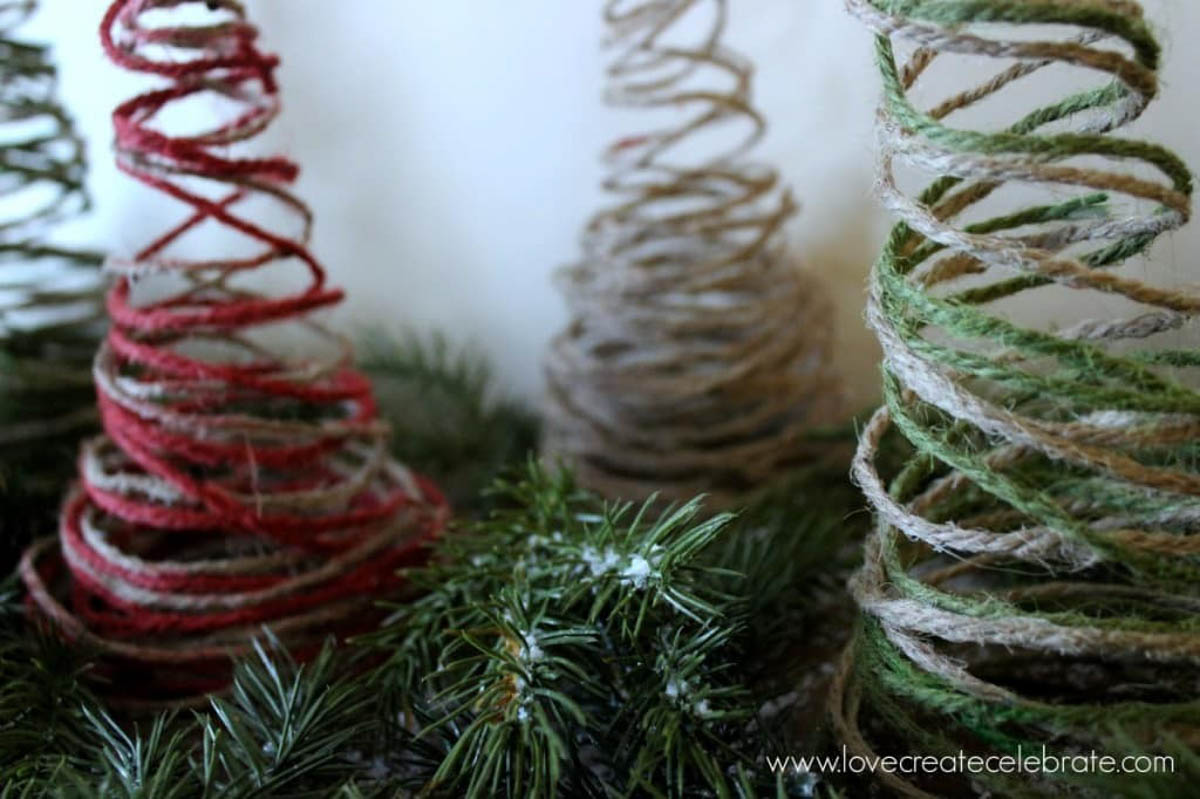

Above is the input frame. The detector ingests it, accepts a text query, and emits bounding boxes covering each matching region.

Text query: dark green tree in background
[0,0,103,568]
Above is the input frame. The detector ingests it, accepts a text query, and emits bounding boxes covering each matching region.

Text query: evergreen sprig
[358,330,540,513]
[0,635,386,799]
[0,583,99,796]
[362,463,856,798]
[193,639,373,798]
[82,708,192,799]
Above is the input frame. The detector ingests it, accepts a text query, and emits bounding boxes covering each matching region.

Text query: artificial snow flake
[523,632,544,662]
[621,554,653,588]
[581,545,620,576]
[580,546,659,589]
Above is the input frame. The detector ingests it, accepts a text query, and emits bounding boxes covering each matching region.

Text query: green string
[844,0,1200,793]
[0,2,102,567]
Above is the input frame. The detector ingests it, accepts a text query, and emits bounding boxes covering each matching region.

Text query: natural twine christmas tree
[0,0,103,560]
[19,0,447,707]
[835,0,1200,796]
[544,0,841,507]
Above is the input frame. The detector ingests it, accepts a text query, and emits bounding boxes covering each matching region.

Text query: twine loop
[545,0,841,505]
[20,0,447,704]
[835,1,1200,794]
[0,0,103,450]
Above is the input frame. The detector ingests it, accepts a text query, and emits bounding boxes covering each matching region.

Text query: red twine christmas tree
[19,0,447,704]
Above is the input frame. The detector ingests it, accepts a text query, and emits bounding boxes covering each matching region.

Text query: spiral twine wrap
[544,0,840,507]
[835,0,1199,795]
[19,0,447,705]
[0,0,102,454]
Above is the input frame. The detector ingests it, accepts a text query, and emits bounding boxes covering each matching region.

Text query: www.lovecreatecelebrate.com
[765,746,1176,778]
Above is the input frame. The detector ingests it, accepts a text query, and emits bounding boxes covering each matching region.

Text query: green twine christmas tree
[0,0,102,566]
[837,1,1200,796]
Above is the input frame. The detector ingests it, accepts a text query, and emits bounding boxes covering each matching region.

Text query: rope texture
[835,1,1199,795]
[0,0,102,452]
[544,0,841,507]
[19,0,447,705]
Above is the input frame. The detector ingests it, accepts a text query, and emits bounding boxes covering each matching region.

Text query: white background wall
[24,1,1200,410]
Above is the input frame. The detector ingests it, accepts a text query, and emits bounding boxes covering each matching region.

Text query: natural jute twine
[0,0,103,452]
[544,0,841,507]
[835,1,1199,795]
[19,0,447,706]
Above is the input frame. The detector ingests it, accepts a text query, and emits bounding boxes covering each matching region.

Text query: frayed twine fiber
[834,1,1200,796]
[0,0,104,451]
[18,0,447,707]
[543,0,842,508]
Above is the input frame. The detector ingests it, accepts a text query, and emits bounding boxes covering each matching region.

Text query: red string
[21,0,448,704]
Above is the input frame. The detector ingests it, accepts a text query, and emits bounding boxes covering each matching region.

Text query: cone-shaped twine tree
[836,0,1199,795]
[0,0,103,560]
[544,0,842,507]
[19,0,447,706]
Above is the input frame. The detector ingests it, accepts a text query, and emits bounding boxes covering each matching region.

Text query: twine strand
[0,0,103,451]
[838,0,1200,794]
[20,0,447,705]
[544,0,841,506]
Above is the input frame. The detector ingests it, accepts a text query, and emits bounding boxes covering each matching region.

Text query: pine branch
[362,462,856,797]
[5,635,383,798]
[707,466,863,687]
[191,638,375,798]
[0,592,107,799]
[358,329,539,513]
[83,709,191,799]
